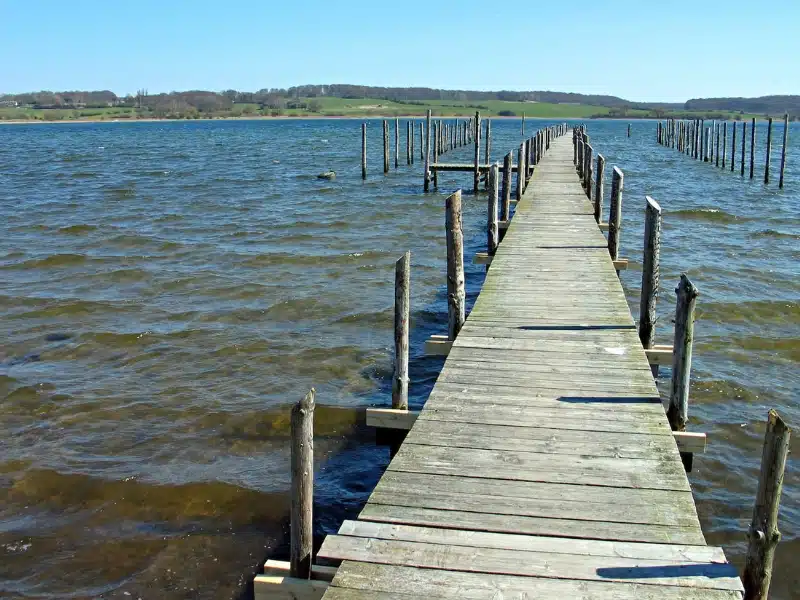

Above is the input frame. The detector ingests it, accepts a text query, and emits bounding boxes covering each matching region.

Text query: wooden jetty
[308,133,744,599]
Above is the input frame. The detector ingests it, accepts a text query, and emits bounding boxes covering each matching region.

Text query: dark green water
[0,119,797,598]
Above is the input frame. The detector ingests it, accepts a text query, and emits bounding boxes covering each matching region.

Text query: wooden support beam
[474,252,493,265]
[645,345,673,365]
[598,222,609,231]
[499,220,510,230]
[673,431,707,454]
[612,258,628,271]
[366,408,420,430]
[254,575,328,600]
[263,560,337,582]
[424,334,452,356]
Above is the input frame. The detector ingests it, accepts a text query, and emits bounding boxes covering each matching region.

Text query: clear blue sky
[1,0,796,102]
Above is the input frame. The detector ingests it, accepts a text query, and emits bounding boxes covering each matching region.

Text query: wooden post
[573,129,578,164]
[410,120,415,165]
[419,122,424,161]
[501,152,512,221]
[423,110,431,191]
[584,145,594,200]
[521,113,525,135]
[779,114,789,189]
[722,122,727,169]
[577,138,584,179]
[639,197,662,377]
[743,410,791,600]
[742,120,748,176]
[764,117,773,184]
[667,274,698,438]
[488,163,499,255]
[392,252,410,410]
[473,111,481,193]
[406,121,411,165]
[361,123,367,179]
[608,167,624,262]
[627,123,631,138]
[432,122,439,188]
[394,118,399,169]
[715,122,720,167]
[516,144,524,201]
[485,119,491,166]
[290,388,315,580]
[445,190,465,341]
[383,120,389,173]
[594,154,605,224]
[750,117,757,179]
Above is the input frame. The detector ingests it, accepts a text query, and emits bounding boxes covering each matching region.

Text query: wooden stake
[501,152,512,222]
[521,113,525,135]
[639,197,662,377]
[750,117,757,179]
[715,122,720,167]
[383,120,389,174]
[667,274,698,433]
[722,122,727,169]
[594,154,605,224]
[584,145,594,200]
[779,114,789,189]
[290,389,315,579]
[764,117,773,184]
[432,122,439,188]
[411,120,415,165]
[361,123,367,179]
[743,410,791,600]
[487,163,499,255]
[392,252,410,410]
[516,144,524,201]
[395,118,399,169]
[406,121,411,165]
[742,120,748,176]
[731,122,737,172]
[423,110,431,192]
[627,123,631,137]
[445,190,465,341]
[608,167,624,262]
[473,111,481,193]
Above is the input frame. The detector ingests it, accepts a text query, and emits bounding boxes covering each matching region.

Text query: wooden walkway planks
[318,134,743,598]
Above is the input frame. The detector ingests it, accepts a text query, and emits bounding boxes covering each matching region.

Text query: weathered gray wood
[432,122,439,188]
[521,112,525,135]
[394,118,399,169]
[722,122,727,168]
[714,121,719,166]
[423,111,431,191]
[290,388,315,579]
[779,113,789,188]
[361,123,367,179]
[445,190,464,340]
[594,153,605,223]
[764,117,772,184]
[473,111,481,192]
[608,166,624,261]
[516,144,524,200]
[668,275,698,432]
[484,119,491,169]
[742,120,747,176]
[406,121,410,165]
[584,144,593,199]
[743,410,791,600]
[392,252,410,410]
[731,122,737,172]
[487,163,499,255]
[750,117,756,179]
[639,197,662,378]
[501,152,512,221]
[383,120,389,174]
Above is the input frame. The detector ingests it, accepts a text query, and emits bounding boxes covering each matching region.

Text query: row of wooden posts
[361,114,477,179]
[272,123,791,600]
[574,125,791,600]
[656,116,790,188]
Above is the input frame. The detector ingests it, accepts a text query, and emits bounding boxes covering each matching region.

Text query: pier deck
[317,136,744,598]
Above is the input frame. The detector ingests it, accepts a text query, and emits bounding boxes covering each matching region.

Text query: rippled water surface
[1,119,798,599]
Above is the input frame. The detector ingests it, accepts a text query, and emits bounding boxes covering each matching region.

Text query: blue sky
[0,0,796,102]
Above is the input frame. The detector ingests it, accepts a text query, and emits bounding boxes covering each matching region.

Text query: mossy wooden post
[742,120,748,176]
[432,122,439,188]
[290,388,315,580]
[722,122,727,169]
[423,110,431,192]
[383,120,390,173]
[501,152,512,222]
[608,167,624,263]
[516,144,524,201]
[488,163,499,256]
[750,117,757,179]
[764,117,773,184]
[668,274,699,471]
[473,111,481,193]
[639,197,662,378]
[445,190,465,341]
[594,154,605,224]
[584,145,593,200]
[743,410,791,600]
[361,123,367,179]
[779,114,789,189]
[392,252,410,411]
[394,118,400,169]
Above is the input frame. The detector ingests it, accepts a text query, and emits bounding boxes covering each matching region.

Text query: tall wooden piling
[639,197,662,377]
[419,122,424,161]
[501,152,512,221]
[722,122,727,169]
[608,167,624,262]
[383,120,390,173]
[521,113,525,135]
[667,274,698,433]
[394,118,400,169]
[361,123,367,179]
[485,119,492,166]
[715,122,720,167]
[627,123,631,137]
[584,145,594,200]
[743,410,791,600]
[445,190,465,340]
[423,110,432,192]
[432,122,439,188]
[764,117,773,184]
[750,117,757,179]
[406,121,411,165]
[594,154,605,224]
[392,253,410,410]
[473,111,481,193]
[779,114,789,189]
[488,163,499,255]
[516,144,524,201]
[731,122,737,172]
[742,121,748,176]
[290,388,315,579]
